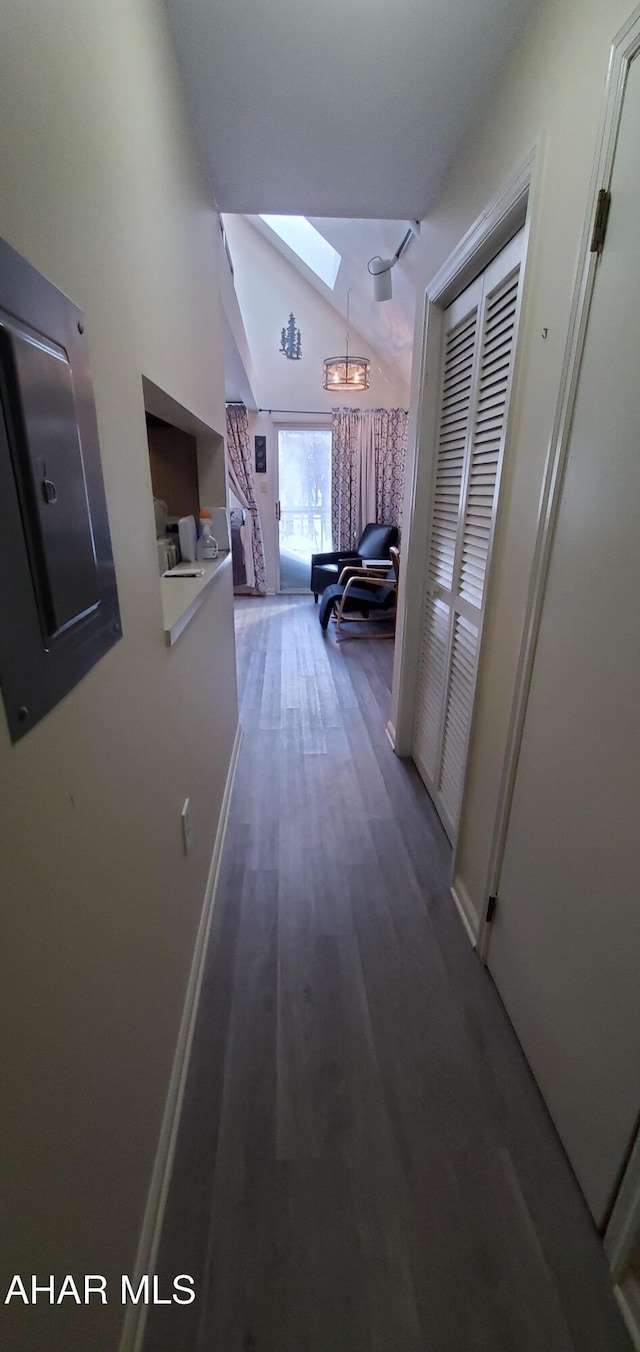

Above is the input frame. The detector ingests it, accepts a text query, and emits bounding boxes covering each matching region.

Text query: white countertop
[160,552,231,646]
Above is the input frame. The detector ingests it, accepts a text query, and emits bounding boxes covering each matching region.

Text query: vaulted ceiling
[166,0,536,389]
[165,0,535,221]
[235,213,421,388]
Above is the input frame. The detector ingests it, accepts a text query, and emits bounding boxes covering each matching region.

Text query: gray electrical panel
[0,238,121,742]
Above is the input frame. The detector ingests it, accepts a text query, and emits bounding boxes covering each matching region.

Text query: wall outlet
[181,798,193,856]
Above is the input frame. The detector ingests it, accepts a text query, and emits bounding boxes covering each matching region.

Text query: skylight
[259,216,341,289]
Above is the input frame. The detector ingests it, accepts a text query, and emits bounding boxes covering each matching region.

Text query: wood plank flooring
[144,596,629,1352]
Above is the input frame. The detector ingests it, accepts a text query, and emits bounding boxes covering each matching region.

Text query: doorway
[276,426,332,592]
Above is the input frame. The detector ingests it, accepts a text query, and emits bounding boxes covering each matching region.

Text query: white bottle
[197,512,218,561]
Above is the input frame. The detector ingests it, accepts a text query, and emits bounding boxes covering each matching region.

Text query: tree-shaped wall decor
[280,313,302,360]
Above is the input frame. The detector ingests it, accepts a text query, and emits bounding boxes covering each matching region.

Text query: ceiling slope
[166,0,536,220]
[222,214,411,410]
[234,214,418,385]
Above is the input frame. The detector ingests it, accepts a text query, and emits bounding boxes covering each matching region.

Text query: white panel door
[488,54,640,1226]
[413,232,523,839]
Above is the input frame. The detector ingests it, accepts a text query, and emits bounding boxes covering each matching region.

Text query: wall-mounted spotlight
[368,221,421,302]
[369,256,394,302]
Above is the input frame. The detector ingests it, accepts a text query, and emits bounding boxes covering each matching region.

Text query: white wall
[223,214,411,412]
[220,232,260,405]
[392,0,633,927]
[0,2,237,1347]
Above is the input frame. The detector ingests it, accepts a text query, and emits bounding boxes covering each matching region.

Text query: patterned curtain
[331,408,361,550]
[331,407,408,548]
[225,405,267,595]
[372,408,408,529]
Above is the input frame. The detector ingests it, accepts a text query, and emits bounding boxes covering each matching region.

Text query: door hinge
[590,188,611,256]
[485,894,498,924]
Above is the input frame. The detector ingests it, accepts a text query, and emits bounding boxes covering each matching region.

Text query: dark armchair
[310,522,399,601]
[319,547,400,639]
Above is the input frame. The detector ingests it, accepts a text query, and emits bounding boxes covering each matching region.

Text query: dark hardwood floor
[145,595,629,1352]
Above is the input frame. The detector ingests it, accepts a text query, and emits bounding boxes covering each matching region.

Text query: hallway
[145,596,628,1352]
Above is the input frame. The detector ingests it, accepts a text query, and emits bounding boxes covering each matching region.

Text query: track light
[368,221,420,302]
[369,257,393,302]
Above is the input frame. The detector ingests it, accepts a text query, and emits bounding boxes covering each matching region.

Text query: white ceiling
[235,214,419,386]
[165,0,535,220]
[309,217,422,381]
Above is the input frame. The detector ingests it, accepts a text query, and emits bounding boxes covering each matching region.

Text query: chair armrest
[334,552,362,578]
[338,564,386,584]
[311,549,359,567]
[341,576,397,601]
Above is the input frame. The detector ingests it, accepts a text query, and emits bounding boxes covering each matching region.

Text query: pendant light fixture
[322,289,370,392]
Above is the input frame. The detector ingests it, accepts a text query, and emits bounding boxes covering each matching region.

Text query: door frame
[606,1120,640,1347]
[274,420,332,593]
[391,147,537,939]
[476,4,640,963]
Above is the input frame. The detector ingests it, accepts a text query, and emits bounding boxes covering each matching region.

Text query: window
[277,427,332,591]
[259,216,341,289]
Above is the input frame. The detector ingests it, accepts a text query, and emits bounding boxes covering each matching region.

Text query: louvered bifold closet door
[413,230,523,840]
[460,263,521,610]
[413,277,482,789]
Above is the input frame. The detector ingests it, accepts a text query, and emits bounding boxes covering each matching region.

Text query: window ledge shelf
[160,552,231,647]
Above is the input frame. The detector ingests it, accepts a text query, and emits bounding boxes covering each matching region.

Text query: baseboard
[118,721,243,1352]
[385,719,397,751]
[450,876,480,949]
